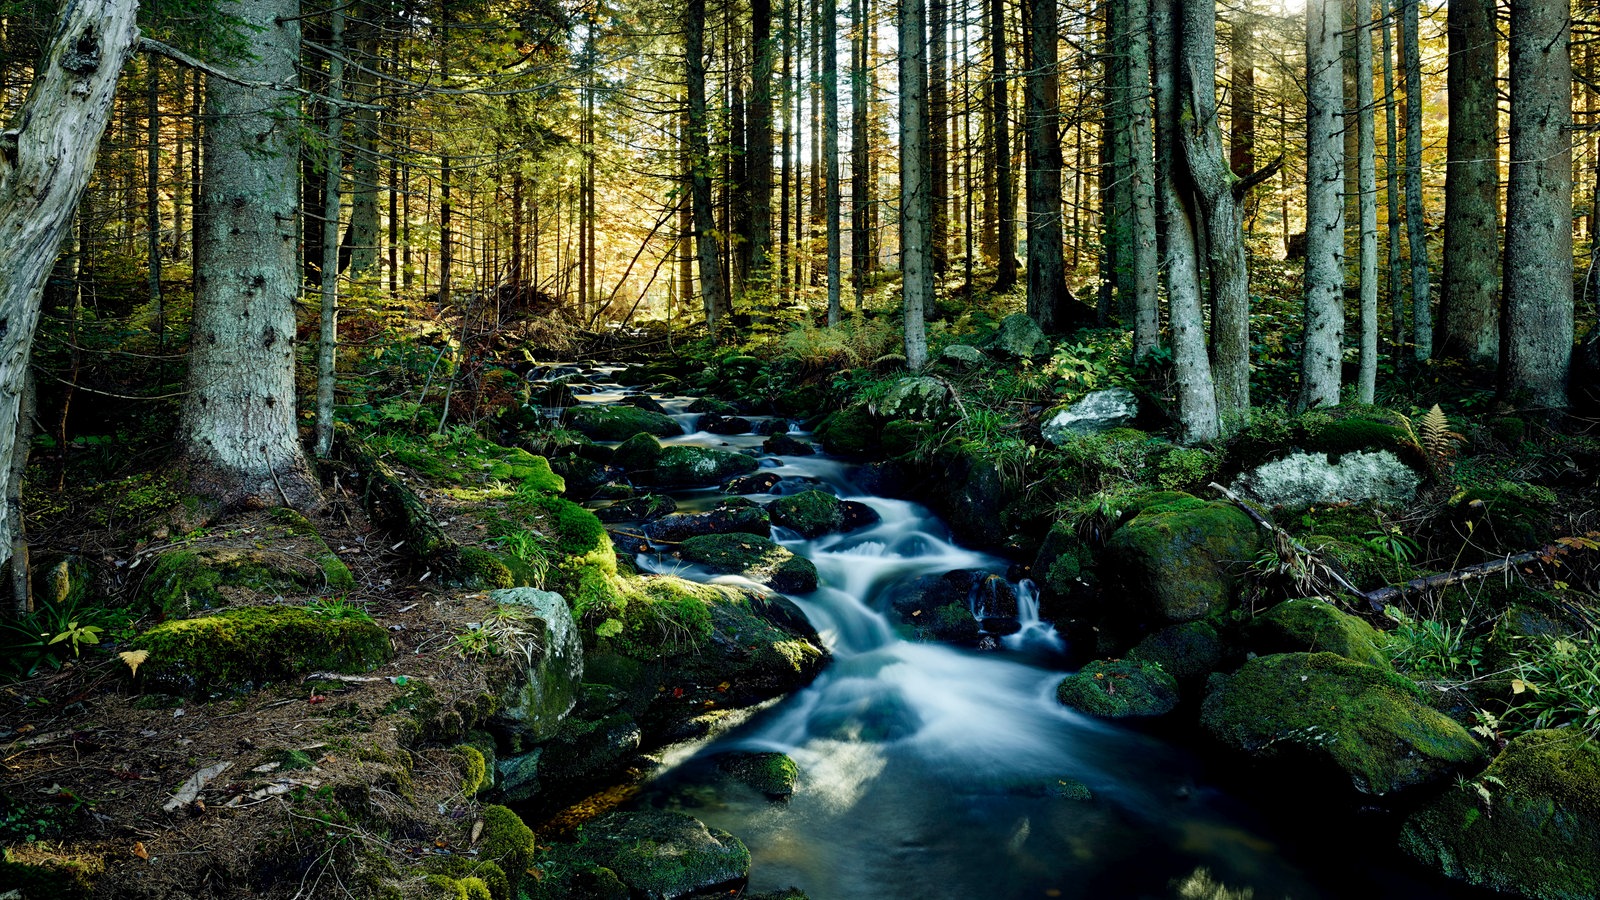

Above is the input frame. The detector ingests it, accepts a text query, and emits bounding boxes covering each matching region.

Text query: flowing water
[569,375,1476,900]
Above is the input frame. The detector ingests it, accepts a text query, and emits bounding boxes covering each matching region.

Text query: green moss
[573,811,751,899]
[1246,599,1391,668]
[456,744,488,795]
[442,548,517,590]
[133,605,393,694]
[1402,730,1600,900]
[612,432,664,471]
[566,405,684,441]
[767,490,842,538]
[1201,652,1486,795]
[478,805,536,895]
[604,575,720,658]
[1456,481,1557,553]
[1104,501,1260,624]
[1154,446,1222,491]
[426,857,511,900]
[650,445,759,487]
[1128,621,1223,682]
[678,533,819,593]
[136,541,348,617]
[1056,659,1180,719]
[719,751,801,797]
[815,405,879,457]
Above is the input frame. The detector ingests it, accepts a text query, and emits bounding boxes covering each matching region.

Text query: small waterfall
[1002,578,1065,653]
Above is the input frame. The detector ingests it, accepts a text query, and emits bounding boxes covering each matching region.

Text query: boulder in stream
[593,494,677,524]
[723,472,783,494]
[698,414,754,435]
[1200,652,1486,796]
[1103,496,1260,624]
[762,432,815,456]
[652,445,760,487]
[622,393,670,415]
[1244,598,1391,668]
[563,810,751,900]
[717,751,801,798]
[677,533,819,593]
[766,490,880,538]
[1056,659,1180,719]
[566,404,684,441]
[645,505,772,543]
[1400,729,1600,900]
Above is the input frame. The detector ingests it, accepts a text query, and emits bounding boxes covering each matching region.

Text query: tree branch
[1233,154,1284,199]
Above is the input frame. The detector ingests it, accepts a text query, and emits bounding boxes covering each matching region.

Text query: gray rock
[938,343,988,369]
[580,810,751,900]
[871,376,954,422]
[495,747,542,803]
[1232,449,1423,508]
[993,313,1050,359]
[1041,388,1140,444]
[489,588,583,743]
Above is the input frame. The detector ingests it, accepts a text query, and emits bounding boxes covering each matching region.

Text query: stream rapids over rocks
[552,369,1481,900]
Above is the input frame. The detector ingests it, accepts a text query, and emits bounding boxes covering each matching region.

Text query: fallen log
[1357,550,1549,611]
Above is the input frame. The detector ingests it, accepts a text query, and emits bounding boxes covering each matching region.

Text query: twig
[1207,482,1371,601]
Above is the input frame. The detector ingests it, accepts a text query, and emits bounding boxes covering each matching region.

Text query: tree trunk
[1123,0,1159,356]
[1439,0,1499,367]
[1380,0,1406,366]
[687,0,729,336]
[315,7,346,460]
[1355,0,1379,404]
[852,0,873,308]
[145,53,163,351]
[1500,0,1573,411]
[1228,3,1254,178]
[824,0,843,325]
[344,14,380,280]
[182,0,320,508]
[1400,0,1430,361]
[1178,0,1253,433]
[752,0,776,287]
[1298,0,1345,411]
[901,0,933,368]
[930,0,949,274]
[1152,0,1218,444]
[990,0,1017,292]
[7,371,34,615]
[1025,0,1070,331]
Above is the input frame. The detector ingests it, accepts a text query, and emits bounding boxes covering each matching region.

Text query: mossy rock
[870,376,955,422]
[1031,522,1094,603]
[426,857,511,900]
[439,547,524,590]
[687,397,739,416]
[678,533,818,593]
[136,546,346,617]
[1128,621,1223,683]
[476,805,536,896]
[1400,729,1600,900]
[1103,501,1260,625]
[576,810,751,899]
[644,506,772,543]
[133,605,393,694]
[1200,652,1486,795]
[566,404,684,441]
[645,445,760,488]
[1305,535,1401,592]
[1056,659,1180,719]
[0,860,91,899]
[762,432,815,456]
[1245,598,1391,668]
[595,494,677,524]
[718,751,800,798]
[612,432,664,471]
[766,490,879,538]
[815,405,879,457]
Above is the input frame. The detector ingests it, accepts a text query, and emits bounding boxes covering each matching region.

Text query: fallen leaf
[471,819,484,844]
[132,842,148,860]
[120,650,149,679]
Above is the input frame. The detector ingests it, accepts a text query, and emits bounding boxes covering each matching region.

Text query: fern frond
[1418,404,1465,461]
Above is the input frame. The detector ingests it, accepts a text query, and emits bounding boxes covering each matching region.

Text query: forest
[1,0,1599,897]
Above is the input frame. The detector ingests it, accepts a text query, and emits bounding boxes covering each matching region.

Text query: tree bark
[989,0,1018,292]
[824,0,843,325]
[930,0,949,274]
[1025,0,1070,331]
[1152,0,1218,443]
[1298,0,1345,411]
[1178,0,1252,433]
[1500,0,1573,411]
[182,0,320,508]
[687,0,729,336]
[1355,0,1379,404]
[1400,0,1430,361]
[1380,0,1406,367]
[1115,0,1159,356]
[752,0,776,287]
[852,0,873,308]
[315,6,346,460]
[1439,0,1500,367]
[1228,3,1254,178]
[901,0,933,368]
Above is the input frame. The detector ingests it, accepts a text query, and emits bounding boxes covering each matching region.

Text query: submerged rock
[1232,449,1423,508]
[573,810,751,900]
[1103,497,1260,624]
[1244,598,1391,668]
[723,472,784,494]
[1200,652,1485,796]
[1401,729,1600,900]
[644,505,772,543]
[566,404,684,441]
[677,533,819,593]
[1040,388,1140,445]
[1056,659,1180,719]
[717,751,800,798]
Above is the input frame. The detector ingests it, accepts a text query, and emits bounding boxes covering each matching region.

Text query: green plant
[0,598,126,677]
[452,626,496,659]
[1383,608,1485,682]
[304,597,373,623]
[1500,634,1600,739]
[1362,526,1421,579]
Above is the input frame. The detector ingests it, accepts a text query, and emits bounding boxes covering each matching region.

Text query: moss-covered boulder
[488,588,584,744]
[133,605,392,693]
[718,751,800,798]
[611,432,664,471]
[644,505,771,543]
[870,376,955,422]
[766,490,879,538]
[937,343,988,369]
[1040,388,1140,445]
[1128,621,1223,683]
[814,405,878,457]
[1200,652,1486,795]
[566,404,684,441]
[991,312,1050,359]
[878,570,986,645]
[477,805,537,897]
[1056,659,1180,719]
[1103,499,1260,624]
[686,397,740,415]
[762,432,815,456]
[1400,729,1600,900]
[137,544,355,618]
[594,493,677,524]
[555,811,751,900]
[1030,522,1094,606]
[678,533,818,593]
[648,445,760,487]
[1245,598,1390,668]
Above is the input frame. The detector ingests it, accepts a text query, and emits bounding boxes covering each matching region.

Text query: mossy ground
[134,605,394,693]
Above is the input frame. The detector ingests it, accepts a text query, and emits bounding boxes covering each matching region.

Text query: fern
[1400,404,1464,475]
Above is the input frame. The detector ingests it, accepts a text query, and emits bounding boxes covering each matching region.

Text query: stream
[569,374,1479,900]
